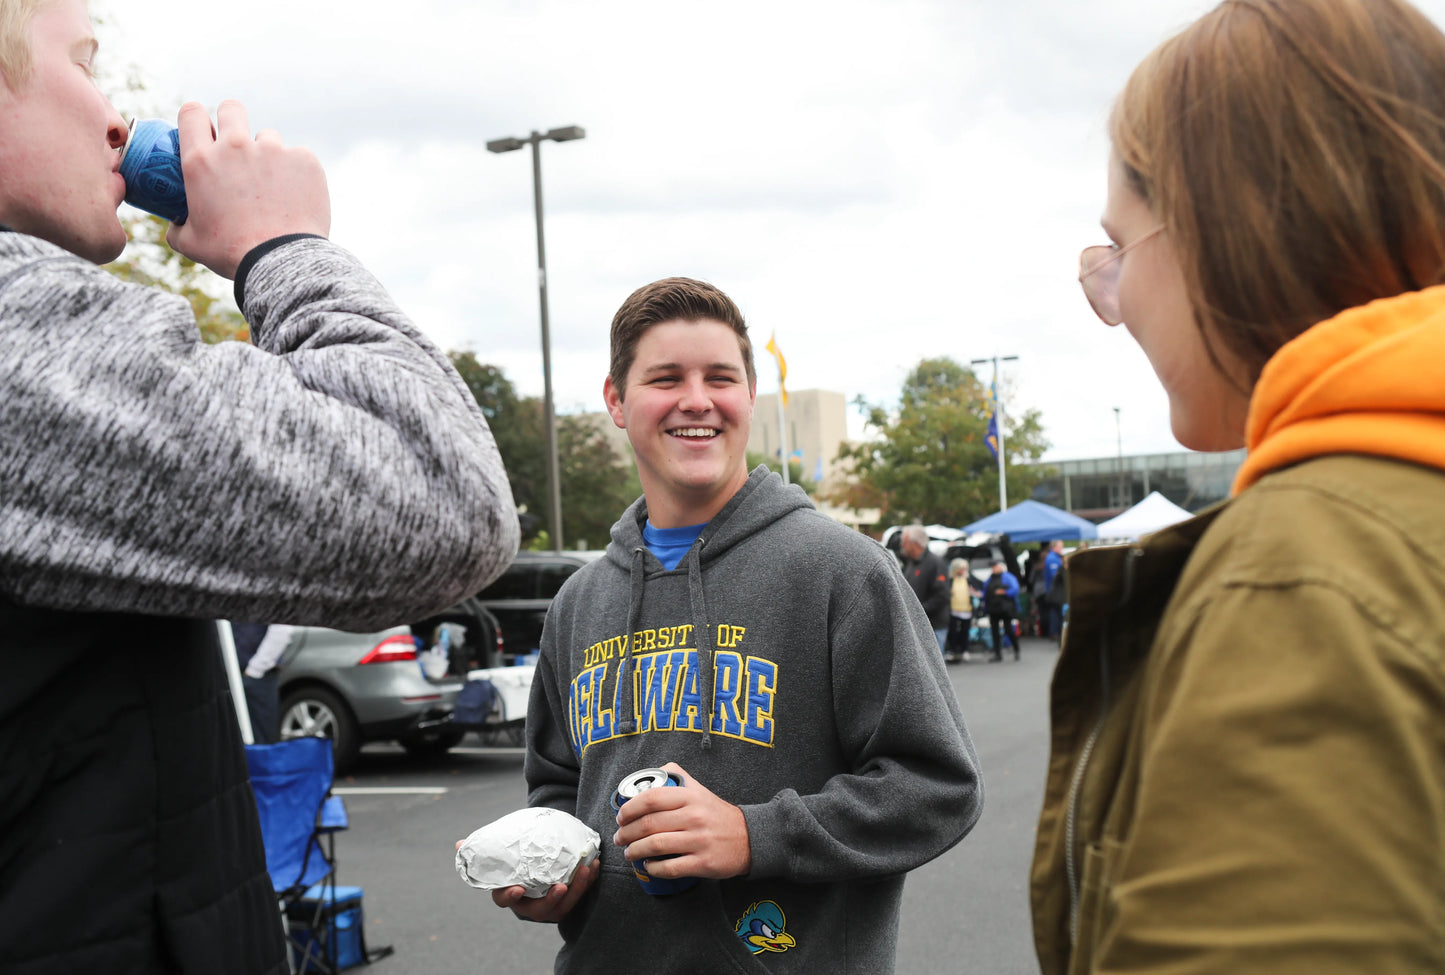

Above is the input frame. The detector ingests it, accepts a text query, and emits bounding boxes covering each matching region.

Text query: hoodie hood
[603,465,813,748]
[1234,285,1445,494]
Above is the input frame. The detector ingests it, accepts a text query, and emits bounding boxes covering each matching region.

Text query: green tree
[449,352,640,548]
[831,357,1049,528]
[104,214,249,344]
[554,415,642,549]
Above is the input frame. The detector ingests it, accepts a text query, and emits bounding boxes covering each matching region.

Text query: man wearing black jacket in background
[900,524,951,658]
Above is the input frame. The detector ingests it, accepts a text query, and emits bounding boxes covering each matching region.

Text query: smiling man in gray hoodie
[490,277,982,974]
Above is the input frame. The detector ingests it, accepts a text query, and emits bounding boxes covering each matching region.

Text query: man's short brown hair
[608,277,755,396]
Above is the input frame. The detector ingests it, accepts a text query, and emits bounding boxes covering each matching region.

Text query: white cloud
[97,0,1445,463]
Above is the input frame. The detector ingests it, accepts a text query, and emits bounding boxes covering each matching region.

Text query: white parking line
[332,786,449,795]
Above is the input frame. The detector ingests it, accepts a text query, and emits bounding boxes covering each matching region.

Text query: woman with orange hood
[1034,1,1445,972]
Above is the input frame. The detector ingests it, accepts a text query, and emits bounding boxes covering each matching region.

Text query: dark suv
[474,550,606,660]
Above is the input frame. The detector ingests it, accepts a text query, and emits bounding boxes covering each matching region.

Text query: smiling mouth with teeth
[670,428,719,439]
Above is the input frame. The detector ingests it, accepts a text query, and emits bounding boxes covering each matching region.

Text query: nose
[677,374,712,413]
[106,102,128,152]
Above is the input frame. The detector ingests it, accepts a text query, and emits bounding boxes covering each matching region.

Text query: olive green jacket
[1031,454,1445,974]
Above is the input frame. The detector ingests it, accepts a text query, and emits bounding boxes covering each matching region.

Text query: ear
[603,376,626,429]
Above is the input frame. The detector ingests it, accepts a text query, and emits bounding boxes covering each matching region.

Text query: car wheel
[280,686,361,774]
[399,727,467,757]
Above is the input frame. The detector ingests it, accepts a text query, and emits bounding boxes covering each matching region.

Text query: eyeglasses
[1078,225,1164,325]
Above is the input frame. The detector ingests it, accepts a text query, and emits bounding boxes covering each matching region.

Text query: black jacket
[904,549,951,629]
[0,596,286,974]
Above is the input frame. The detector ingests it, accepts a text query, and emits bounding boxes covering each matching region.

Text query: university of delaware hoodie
[1234,284,1445,492]
[524,467,983,975]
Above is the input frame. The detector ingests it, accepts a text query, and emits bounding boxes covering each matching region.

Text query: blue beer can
[610,767,698,895]
[119,118,188,224]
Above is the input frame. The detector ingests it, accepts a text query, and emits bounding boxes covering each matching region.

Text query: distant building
[1026,449,1246,521]
[749,389,849,487]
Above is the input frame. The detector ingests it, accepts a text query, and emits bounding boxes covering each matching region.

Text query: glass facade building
[1026,449,1246,521]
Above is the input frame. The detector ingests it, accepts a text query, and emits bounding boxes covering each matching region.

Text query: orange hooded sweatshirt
[1233,285,1445,494]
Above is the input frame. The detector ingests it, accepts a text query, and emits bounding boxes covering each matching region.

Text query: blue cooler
[288,884,366,971]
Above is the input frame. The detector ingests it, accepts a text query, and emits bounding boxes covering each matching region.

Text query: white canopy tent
[1095,491,1194,542]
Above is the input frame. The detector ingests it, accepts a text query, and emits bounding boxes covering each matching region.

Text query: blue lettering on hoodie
[566,629,779,757]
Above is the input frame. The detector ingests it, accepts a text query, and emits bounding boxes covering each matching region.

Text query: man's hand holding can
[613,762,753,884]
[164,100,330,280]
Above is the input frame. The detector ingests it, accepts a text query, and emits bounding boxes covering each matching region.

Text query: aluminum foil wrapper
[455,807,600,898]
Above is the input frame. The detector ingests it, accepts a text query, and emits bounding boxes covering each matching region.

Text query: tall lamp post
[487,125,586,552]
[1113,406,1125,511]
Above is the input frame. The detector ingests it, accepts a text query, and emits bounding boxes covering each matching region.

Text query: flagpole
[971,354,1019,514]
[996,373,1008,510]
[766,334,790,485]
[776,391,789,485]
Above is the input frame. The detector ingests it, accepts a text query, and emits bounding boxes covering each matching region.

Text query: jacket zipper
[1065,710,1104,945]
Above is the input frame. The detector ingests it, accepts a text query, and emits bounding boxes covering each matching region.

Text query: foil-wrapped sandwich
[455,807,601,898]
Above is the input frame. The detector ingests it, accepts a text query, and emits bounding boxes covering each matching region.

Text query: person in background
[944,558,982,662]
[233,623,296,744]
[1036,0,1445,971]
[0,2,519,972]
[1040,540,1065,640]
[984,562,1020,661]
[900,524,951,657]
[490,277,982,974]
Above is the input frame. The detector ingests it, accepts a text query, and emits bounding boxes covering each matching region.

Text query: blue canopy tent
[961,499,1099,543]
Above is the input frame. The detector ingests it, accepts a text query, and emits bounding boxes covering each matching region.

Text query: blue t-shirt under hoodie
[641,520,707,570]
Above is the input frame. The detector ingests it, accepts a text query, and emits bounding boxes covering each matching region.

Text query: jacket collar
[1056,503,1226,705]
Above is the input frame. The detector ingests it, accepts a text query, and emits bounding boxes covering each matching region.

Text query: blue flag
[984,372,1000,461]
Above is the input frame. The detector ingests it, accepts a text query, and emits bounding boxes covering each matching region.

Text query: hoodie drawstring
[616,546,647,735]
[686,539,716,750]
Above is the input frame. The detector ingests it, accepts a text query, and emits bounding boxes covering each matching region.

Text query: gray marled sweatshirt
[0,231,519,629]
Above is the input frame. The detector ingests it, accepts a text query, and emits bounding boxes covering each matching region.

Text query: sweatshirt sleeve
[742,557,983,882]
[0,237,519,630]
[524,607,582,815]
[244,624,296,678]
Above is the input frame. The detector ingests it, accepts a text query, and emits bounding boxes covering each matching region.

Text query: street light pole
[1113,406,1125,511]
[487,125,585,552]
[970,354,1019,513]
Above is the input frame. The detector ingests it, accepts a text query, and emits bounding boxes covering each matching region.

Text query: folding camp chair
[245,736,393,973]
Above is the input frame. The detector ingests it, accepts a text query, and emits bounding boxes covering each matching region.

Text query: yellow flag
[765,333,788,407]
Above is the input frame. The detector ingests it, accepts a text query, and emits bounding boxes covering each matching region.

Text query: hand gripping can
[610,767,698,895]
[119,119,188,224]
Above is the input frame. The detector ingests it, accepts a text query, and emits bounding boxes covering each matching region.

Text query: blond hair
[1113,0,1445,385]
[0,0,58,85]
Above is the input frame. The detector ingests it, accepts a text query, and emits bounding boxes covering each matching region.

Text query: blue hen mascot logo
[734,900,796,955]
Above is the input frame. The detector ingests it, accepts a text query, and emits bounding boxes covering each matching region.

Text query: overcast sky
[94,0,1445,461]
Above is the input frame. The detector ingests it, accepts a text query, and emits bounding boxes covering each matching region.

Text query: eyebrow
[639,362,744,376]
